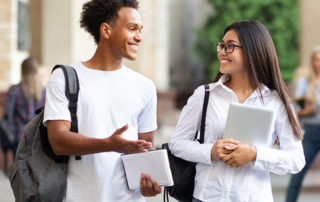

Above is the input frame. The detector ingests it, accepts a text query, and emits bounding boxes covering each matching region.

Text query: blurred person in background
[286,46,320,202]
[2,57,45,175]
[169,20,305,202]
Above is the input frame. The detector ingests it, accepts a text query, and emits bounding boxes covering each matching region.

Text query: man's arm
[47,120,152,156]
[138,131,154,144]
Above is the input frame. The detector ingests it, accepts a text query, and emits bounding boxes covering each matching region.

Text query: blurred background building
[0,0,320,201]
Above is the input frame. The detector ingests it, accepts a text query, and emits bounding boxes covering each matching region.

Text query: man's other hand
[140,173,161,197]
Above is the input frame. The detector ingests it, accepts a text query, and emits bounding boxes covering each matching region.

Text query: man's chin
[124,54,137,61]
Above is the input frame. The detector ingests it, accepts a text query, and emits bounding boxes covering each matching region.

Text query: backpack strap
[52,65,81,160]
[194,84,210,144]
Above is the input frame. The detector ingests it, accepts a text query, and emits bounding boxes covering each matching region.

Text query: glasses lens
[226,44,233,53]
[217,43,223,52]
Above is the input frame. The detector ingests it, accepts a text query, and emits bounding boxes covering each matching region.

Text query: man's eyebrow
[128,23,143,29]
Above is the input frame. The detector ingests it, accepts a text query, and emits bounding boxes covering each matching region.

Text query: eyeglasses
[216,42,242,53]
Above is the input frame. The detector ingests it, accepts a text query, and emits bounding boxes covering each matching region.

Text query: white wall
[124,0,170,91]
[70,0,96,63]
[42,0,95,68]
[299,0,320,66]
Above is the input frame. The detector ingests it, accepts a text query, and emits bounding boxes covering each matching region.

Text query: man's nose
[135,32,143,43]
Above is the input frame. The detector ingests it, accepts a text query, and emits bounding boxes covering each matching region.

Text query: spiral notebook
[121,149,174,189]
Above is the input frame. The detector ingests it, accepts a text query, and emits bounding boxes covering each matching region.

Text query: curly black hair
[80,0,139,44]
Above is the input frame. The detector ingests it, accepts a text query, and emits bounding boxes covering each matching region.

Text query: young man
[44,0,161,201]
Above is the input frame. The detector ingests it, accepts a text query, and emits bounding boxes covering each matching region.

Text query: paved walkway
[1,170,319,202]
[0,171,14,202]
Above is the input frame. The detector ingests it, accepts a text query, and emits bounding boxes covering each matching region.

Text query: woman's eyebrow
[229,40,239,44]
[221,39,239,44]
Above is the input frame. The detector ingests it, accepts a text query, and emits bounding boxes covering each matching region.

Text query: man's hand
[221,144,257,168]
[211,138,239,161]
[140,174,161,197]
[106,125,152,154]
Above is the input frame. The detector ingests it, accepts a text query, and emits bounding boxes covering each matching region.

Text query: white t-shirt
[44,62,157,202]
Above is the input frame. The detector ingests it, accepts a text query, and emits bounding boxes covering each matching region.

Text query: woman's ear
[100,23,111,39]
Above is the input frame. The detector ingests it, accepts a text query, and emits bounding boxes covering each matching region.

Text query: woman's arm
[297,98,317,116]
[169,87,214,165]
[294,77,316,116]
[252,105,305,175]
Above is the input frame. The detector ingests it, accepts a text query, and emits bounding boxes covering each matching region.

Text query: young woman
[169,20,305,202]
[286,46,320,202]
[5,57,46,156]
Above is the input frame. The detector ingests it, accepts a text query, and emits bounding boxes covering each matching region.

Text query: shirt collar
[211,74,272,97]
[256,83,271,96]
[210,74,230,91]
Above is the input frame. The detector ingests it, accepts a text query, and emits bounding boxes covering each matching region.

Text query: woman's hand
[221,144,257,168]
[298,98,317,117]
[211,138,239,161]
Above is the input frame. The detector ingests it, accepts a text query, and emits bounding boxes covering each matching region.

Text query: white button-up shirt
[169,75,305,202]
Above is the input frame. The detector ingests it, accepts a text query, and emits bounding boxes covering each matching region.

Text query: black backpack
[162,84,210,202]
[9,65,81,202]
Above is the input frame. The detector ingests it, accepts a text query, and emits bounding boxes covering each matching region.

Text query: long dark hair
[214,20,302,140]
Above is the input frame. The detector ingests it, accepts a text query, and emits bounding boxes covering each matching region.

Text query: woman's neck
[225,74,256,103]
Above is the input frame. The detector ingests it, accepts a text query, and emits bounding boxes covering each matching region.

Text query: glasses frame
[216,42,242,53]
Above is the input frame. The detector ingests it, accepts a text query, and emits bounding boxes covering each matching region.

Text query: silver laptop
[224,103,276,146]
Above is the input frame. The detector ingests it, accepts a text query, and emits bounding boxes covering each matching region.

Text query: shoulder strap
[52,65,81,160]
[195,84,210,144]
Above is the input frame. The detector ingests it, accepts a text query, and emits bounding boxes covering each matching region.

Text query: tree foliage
[195,0,299,82]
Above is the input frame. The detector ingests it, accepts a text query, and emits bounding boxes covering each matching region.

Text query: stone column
[29,0,42,63]
[0,0,29,90]
[41,0,73,66]
[0,0,13,91]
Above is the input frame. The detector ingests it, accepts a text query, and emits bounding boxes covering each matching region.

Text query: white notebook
[121,149,174,190]
[224,103,276,146]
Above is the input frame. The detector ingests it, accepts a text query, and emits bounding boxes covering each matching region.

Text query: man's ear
[100,23,112,39]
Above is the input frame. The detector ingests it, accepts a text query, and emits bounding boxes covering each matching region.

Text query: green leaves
[195,0,299,82]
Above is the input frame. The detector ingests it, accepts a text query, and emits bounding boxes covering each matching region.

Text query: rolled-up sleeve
[253,103,305,175]
[43,69,71,125]
[295,77,308,98]
[169,87,213,165]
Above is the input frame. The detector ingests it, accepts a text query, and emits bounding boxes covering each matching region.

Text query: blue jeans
[286,124,320,202]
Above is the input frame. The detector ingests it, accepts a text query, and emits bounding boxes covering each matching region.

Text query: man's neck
[83,43,123,71]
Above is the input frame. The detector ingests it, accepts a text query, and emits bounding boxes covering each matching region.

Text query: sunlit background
[0,0,320,201]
